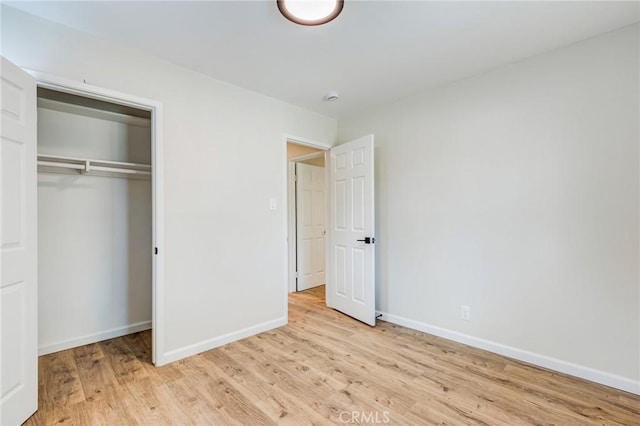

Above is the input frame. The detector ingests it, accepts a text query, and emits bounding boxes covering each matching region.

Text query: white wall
[339,24,639,390]
[37,105,152,354]
[1,6,337,362]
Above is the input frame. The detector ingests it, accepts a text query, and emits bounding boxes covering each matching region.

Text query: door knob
[356,237,375,244]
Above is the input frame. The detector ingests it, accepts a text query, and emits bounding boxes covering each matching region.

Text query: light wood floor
[26,286,639,425]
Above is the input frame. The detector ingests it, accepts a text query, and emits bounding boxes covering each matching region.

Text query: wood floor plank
[203,348,329,424]
[71,343,104,365]
[68,384,138,426]
[24,401,76,426]
[173,353,276,426]
[38,350,86,407]
[224,338,371,424]
[72,347,118,404]
[245,334,418,425]
[121,331,185,388]
[100,336,149,385]
[163,373,228,425]
[278,325,520,425]
[256,328,418,415]
[27,285,639,425]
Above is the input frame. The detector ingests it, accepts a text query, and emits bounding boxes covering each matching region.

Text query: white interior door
[296,163,326,291]
[328,135,375,326]
[0,57,38,425]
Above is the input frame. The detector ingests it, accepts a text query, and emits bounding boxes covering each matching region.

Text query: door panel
[328,135,375,326]
[1,56,38,425]
[296,163,326,291]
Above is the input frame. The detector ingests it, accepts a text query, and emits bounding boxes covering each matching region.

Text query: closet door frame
[28,70,167,366]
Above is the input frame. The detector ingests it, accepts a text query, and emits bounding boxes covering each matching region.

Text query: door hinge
[293,174,297,182]
[154,247,158,255]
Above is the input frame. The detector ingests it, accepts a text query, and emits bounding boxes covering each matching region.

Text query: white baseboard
[39,320,152,356]
[158,316,287,366]
[376,311,639,395]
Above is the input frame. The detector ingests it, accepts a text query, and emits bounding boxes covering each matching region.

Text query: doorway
[286,140,329,294]
[284,135,377,326]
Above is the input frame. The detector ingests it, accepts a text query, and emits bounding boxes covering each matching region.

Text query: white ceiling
[8,1,639,119]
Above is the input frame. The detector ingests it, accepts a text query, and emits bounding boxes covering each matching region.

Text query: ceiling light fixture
[277,0,344,26]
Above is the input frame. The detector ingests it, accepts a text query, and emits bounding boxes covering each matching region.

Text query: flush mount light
[277,0,344,26]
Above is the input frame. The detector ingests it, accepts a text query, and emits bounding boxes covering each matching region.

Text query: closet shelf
[37,154,151,178]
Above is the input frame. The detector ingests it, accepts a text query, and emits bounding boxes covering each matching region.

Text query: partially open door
[1,57,38,424]
[327,135,375,326]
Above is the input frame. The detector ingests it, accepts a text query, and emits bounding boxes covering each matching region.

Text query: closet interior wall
[37,88,152,354]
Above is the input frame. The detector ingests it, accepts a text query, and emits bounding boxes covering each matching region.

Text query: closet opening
[35,83,163,364]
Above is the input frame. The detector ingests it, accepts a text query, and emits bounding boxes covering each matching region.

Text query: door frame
[26,70,167,365]
[283,136,331,311]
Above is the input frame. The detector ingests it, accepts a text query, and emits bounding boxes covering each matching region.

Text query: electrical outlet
[460,305,471,321]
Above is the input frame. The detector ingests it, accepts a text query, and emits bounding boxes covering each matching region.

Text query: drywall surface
[1,6,337,360]
[339,25,639,384]
[37,106,151,352]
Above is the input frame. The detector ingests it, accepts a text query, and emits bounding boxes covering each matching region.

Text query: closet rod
[37,154,152,178]
[37,161,85,170]
[87,165,151,176]
[38,154,151,170]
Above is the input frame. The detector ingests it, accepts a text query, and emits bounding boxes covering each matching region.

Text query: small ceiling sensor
[325,92,339,102]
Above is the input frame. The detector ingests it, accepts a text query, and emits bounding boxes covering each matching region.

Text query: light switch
[269,198,277,210]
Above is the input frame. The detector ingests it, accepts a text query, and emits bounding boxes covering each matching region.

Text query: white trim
[27,70,167,366]
[38,321,151,356]
[161,317,287,364]
[287,161,297,293]
[323,150,332,308]
[376,311,640,395]
[283,138,291,319]
[151,101,166,366]
[284,134,332,151]
[28,70,162,113]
